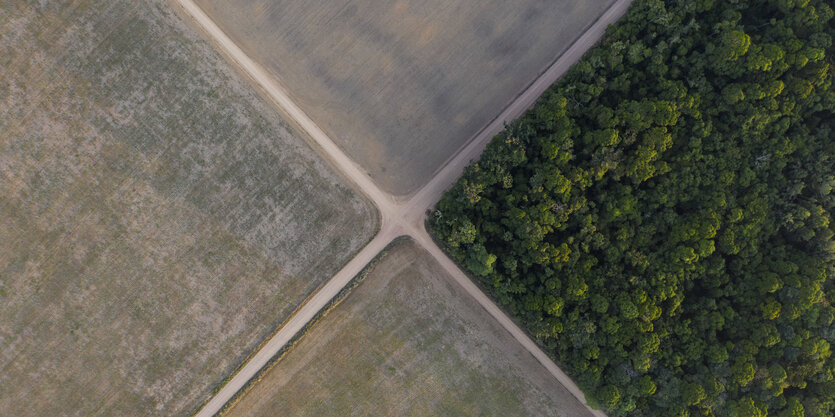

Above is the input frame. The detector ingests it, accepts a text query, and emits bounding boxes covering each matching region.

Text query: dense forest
[431,0,834,415]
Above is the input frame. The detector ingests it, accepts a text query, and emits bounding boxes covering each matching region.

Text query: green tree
[431,0,835,415]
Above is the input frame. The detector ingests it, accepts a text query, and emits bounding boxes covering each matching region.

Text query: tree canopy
[431,0,834,415]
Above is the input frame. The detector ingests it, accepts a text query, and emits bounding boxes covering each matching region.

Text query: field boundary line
[173,0,397,218]
[213,237,410,417]
[415,0,622,202]
[405,0,634,213]
[184,224,381,416]
[190,227,398,417]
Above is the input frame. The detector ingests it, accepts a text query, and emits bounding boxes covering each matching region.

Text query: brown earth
[0,1,377,415]
[225,240,595,417]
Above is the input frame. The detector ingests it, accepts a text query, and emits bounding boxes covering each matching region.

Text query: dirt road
[404,0,632,220]
[193,225,401,416]
[175,0,399,223]
[177,0,632,415]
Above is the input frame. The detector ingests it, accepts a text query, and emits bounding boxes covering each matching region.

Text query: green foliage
[681,382,706,406]
[597,385,623,410]
[733,397,766,417]
[431,0,834,415]
[465,244,497,277]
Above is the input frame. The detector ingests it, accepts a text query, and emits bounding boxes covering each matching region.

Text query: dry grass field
[195,0,616,195]
[0,1,377,415]
[224,240,593,417]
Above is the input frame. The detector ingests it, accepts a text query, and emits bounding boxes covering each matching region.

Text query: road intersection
[175,0,632,415]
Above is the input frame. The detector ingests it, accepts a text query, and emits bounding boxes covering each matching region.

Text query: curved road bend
[176,0,632,416]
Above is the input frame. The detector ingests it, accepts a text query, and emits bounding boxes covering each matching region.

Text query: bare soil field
[194,0,616,195]
[0,1,377,415]
[224,240,593,417]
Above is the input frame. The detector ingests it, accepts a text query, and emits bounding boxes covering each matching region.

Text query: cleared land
[194,0,616,195]
[0,1,377,415]
[224,240,593,417]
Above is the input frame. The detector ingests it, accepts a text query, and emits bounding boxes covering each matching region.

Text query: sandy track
[176,0,633,415]
[193,226,401,416]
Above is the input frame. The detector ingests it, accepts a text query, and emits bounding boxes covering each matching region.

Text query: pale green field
[225,240,592,417]
[0,1,377,415]
[196,0,616,194]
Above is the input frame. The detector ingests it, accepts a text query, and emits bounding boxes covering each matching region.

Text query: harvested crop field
[194,0,616,195]
[0,1,377,415]
[224,240,593,417]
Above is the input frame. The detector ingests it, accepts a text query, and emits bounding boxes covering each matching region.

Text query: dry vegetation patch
[0,1,376,415]
[225,240,593,417]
